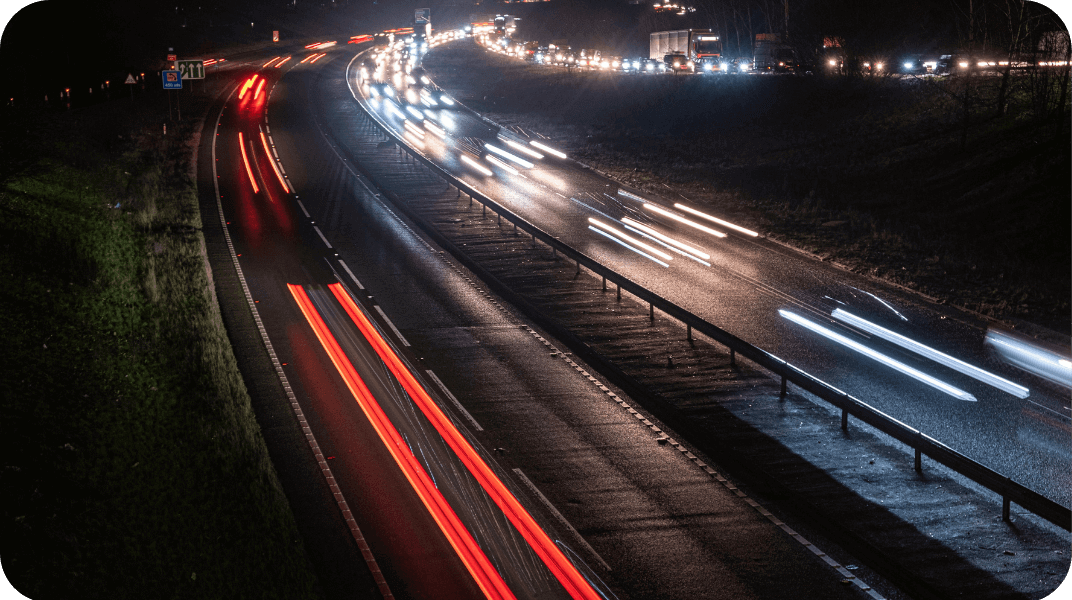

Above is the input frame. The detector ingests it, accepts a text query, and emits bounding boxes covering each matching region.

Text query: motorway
[349,36,1071,509]
[201,39,896,599]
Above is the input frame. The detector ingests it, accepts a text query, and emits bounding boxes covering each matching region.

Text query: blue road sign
[162,70,183,89]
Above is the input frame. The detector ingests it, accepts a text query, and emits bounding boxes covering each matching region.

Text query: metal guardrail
[344,52,1071,532]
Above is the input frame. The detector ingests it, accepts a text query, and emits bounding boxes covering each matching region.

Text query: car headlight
[903,62,913,69]
[720,62,728,71]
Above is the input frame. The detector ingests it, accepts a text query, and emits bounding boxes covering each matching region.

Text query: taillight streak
[238,132,259,193]
[253,78,266,100]
[259,129,289,193]
[329,283,605,600]
[274,56,292,68]
[287,285,515,600]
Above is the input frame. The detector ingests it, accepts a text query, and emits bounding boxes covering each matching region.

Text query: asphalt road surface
[203,41,896,599]
[350,38,1071,510]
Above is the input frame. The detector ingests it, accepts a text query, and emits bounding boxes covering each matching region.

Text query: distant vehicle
[754,33,801,72]
[650,29,722,63]
[726,57,751,73]
[900,54,927,74]
[664,52,694,73]
[640,58,666,73]
[578,49,601,67]
[621,57,644,72]
[696,56,728,73]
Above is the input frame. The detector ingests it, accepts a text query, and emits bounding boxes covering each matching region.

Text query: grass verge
[0,97,322,597]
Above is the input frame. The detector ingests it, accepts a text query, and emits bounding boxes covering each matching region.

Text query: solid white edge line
[511,468,612,573]
[425,370,483,432]
[373,305,410,346]
[296,199,311,218]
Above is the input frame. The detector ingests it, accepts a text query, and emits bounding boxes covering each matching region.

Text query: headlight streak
[672,203,759,237]
[484,154,518,175]
[588,226,670,268]
[617,189,648,203]
[779,310,977,402]
[985,330,1072,389]
[259,129,290,193]
[327,284,607,600]
[238,75,258,100]
[833,309,1029,398]
[439,94,456,105]
[287,285,516,600]
[588,218,673,262]
[850,286,908,322]
[503,139,543,159]
[403,120,426,138]
[460,154,493,176]
[484,144,534,168]
[529,140,567,158]
[238,132,259,193]
[643,204,726,238]
[405,105,425,120]
[621,217,710,261]
[403,130,426,149]
[423,121,445,138]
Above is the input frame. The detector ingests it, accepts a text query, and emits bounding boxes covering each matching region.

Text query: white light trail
[588,226,670,268]
[484,144,534,168]
[423,121,445,138]
[643,204,727,238]
[484,154,518,175]
[405,105,425,120]
[403,120,426,138]
[617,189,648,203]
[460,154,493,176]
[622,217,710,261]
[439,95,455,105]
[503,139,543,159]
[779,310,977,402]
[673,203,759,237]
[985,330,1072,389]
[588,218,673,262]
[833,309,1029,398]
[529,140,567,158]
[403,130,425,149]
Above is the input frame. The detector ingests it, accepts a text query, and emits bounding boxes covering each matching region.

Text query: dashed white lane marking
[338,259,366,290]
[425,370,483,432]
[215,91,394,599]
[515,325,886,599]
[313,225,332,249]
[296,199,311,218]
[373,305,410,346]
[512,468,612,573]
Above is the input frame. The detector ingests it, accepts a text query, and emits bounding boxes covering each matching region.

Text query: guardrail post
[780,376,787,398]
[457,188,461,198]
[686,324,692,341]
[514,223,517,235]
[532,234,537,248]
[914,432,923,472]
[730,348,736,367]
[552,246,557,259]
[1002,496,1011,522]
[482,204,486,218]
[469,194,473,208]
[498,213,501,225]
[841,409,848,430]
[576,260,581,276]
[649,303,654,321]
[616,284,621,301]
[602,276,607,291]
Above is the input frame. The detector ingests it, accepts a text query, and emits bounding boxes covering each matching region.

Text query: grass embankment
[424,43,1071,334]
[0,97,322,596]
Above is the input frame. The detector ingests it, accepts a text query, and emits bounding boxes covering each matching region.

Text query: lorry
[753,32,805,73]
[649,29,722,72]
